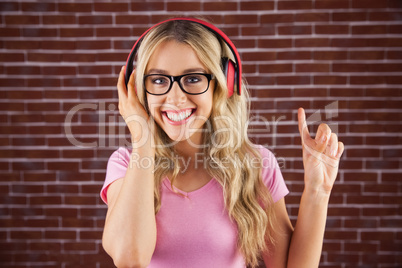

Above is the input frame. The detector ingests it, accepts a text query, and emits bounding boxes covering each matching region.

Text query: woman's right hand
[117,66,154,147]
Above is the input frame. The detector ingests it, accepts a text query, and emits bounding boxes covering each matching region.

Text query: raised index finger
[298,107,311,144]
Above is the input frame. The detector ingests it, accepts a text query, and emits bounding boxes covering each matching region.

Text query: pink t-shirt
[100,145,289,267]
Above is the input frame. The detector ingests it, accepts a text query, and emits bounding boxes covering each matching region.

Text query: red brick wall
[1,1,401,267]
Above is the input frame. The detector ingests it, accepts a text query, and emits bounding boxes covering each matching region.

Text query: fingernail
[331,149,337,157]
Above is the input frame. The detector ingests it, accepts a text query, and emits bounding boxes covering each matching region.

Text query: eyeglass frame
[143,73,215,96]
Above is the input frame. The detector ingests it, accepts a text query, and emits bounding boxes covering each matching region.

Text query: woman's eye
[184,75,202,84]
[152,77,168,85]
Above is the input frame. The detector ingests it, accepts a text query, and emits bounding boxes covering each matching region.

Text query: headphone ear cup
[222,57,236,97]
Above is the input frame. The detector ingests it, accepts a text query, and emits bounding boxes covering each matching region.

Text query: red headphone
[124,17,242,97]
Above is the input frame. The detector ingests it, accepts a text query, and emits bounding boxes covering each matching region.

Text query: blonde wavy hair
[134,18,276,267]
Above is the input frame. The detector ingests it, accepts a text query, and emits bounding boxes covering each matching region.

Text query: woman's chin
[163,128,206,149]
[165,131,192,143]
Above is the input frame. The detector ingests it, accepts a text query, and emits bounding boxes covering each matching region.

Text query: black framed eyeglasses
[143,73,214,96]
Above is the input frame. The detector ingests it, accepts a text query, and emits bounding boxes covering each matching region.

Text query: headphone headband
[125,17,242,96]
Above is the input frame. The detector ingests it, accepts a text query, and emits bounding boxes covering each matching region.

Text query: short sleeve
[100,147,132,205]
[257,145,289,203]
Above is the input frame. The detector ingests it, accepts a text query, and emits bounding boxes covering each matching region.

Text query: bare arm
[102,67,157,268]
[263,194,330,268]
[286,190,329,267]
[102,146,156,268]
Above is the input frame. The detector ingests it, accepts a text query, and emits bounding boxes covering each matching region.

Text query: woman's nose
[166,81,187,106]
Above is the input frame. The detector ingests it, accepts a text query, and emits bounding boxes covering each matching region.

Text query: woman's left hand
[297,107,345,196]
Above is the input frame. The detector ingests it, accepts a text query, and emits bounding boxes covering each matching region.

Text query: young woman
[101,18,344,268]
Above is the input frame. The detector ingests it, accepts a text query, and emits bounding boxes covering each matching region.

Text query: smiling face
[145,40,215,144]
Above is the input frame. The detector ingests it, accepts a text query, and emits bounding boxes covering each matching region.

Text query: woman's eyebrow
[182,68,207,73]
[147,68,168,74]
[146,68,207,75]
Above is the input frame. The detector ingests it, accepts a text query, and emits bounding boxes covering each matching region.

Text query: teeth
[166,109,193,122]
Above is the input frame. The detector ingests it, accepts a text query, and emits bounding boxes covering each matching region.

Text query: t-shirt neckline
[162,177,216,197]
